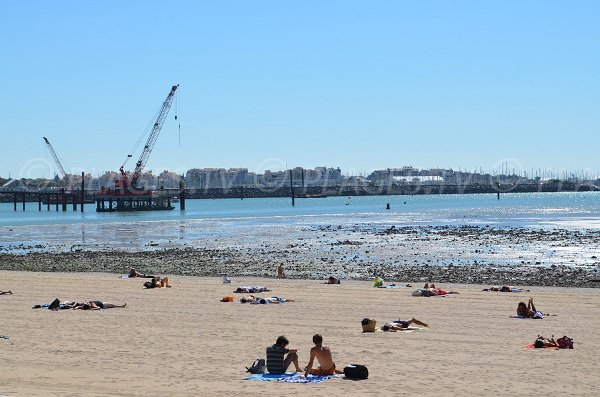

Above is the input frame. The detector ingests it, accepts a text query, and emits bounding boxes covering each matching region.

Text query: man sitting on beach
[266,335,302,374]
[304,334,343,377]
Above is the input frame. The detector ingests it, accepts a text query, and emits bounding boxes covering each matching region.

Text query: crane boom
[43,137,67,178]
[120,84,179,189]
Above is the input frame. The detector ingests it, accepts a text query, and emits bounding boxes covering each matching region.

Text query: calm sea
[1,192,599,252]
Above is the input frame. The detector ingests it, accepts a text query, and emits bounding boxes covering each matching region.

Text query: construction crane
[117,84,179,190]
[43,137,67,179]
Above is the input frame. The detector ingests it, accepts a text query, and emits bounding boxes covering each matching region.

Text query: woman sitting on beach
[144,276,171,289]
[517,297,543,318]
[382,318,429,331]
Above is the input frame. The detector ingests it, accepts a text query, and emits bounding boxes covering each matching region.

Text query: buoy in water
[386,203,390,210]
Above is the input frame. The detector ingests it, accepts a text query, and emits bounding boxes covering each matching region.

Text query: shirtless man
[304,334,343,377]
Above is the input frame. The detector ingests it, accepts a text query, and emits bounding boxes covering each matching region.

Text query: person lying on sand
[326,276,340,284]
[517,297,544,318]
[382,318,429,331]
[0,290,12,295]
[72,301,126,310]
[534,335,558,348]
[483,286,529,292]
[413,283,459,296]
[304,334,344,377]
[128,268,155,278]
[240,296,294,304]
[234,286,271,293]
[144,276,171,288]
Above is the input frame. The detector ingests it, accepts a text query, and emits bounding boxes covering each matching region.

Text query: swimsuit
[311,364,336,376]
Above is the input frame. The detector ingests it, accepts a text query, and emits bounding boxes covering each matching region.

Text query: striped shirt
[266,344,288,374]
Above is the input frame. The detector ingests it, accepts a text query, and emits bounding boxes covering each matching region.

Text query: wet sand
[1,225,599,287]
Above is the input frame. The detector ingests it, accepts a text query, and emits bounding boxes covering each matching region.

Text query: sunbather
[128,268,155,278]
[483,285,529,292]
[234,286,271,293]
[304,334,343,377]
[382,318,429,331]
[240,296,294,304]
[0,290,12,295]
[144,276,171,288]
[414,283,459,296]
[73,301,127,310]
[517,297,543,318]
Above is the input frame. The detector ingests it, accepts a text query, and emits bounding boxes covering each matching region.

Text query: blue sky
[1,1,598,180]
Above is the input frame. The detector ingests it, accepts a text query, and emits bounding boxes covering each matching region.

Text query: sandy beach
[1,270,599,396]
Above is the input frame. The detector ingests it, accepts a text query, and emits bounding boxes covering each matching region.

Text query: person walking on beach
[276,263,285,279]
[304,334,343,377]
[266,335,302,374]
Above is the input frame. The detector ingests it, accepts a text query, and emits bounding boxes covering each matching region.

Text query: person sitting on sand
[0,290,12,295]
[304,334,343,377]
[128,268,155,278]
[326,276,340,284]
[382,318,429,331]
[266,335,302,374]
[144,276,171,289]
[73,301,126,310]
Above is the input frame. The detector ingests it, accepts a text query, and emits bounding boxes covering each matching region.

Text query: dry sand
[1,271,599,396]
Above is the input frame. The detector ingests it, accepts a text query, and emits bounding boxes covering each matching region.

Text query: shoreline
[2,223,599,288]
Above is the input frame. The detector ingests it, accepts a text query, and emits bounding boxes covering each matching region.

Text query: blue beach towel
[280,374,340,383]
[243,372,340,383]
[243,372,296,381]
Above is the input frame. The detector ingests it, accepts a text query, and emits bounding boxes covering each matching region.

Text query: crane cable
[175,89,181,148]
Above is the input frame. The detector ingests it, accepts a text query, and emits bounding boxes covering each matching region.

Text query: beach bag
[361,318,377,333]
[344,364,369,379]
[246,358,266,374]
[556,336,574,349]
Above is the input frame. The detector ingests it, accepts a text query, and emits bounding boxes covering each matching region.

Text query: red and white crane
[117,84,179,190]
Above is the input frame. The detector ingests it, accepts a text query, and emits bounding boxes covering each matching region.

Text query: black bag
[246,358,266,374]
[344,364,368,379]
